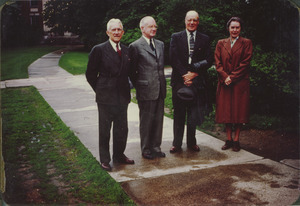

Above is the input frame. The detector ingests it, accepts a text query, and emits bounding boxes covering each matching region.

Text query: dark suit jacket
[170,30,213,125]
[86,40,131,105]
[169,30,213,91]
[129,37,166,101]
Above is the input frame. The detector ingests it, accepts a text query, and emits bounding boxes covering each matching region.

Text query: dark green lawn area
[1,46,62,80]
[2,86,134,205]
[1,46,134,205]
[59,51,89,75]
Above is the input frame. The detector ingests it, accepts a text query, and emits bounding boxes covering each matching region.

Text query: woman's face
[229,21,241,39]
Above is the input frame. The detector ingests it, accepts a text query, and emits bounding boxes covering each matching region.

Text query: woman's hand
[225,76,232,85]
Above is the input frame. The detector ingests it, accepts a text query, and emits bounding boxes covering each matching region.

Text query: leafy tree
[41,0,299,121]
[1,2,43,47]
[43,0,77,35]
[43,0,112,48]
[242,0,299,54]
[104,0,163,45]
[250,46,298,116]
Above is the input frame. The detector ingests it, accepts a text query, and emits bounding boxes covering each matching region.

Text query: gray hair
[185,10,199,20]
[139,16,154,29]
[107,18,123,31]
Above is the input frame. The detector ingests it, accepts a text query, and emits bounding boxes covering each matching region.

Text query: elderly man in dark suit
[86,18,134,171]
[169,10,213,153]
[129,16,166,160]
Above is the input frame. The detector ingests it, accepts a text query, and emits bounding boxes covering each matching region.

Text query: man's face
[106,22,124,43]
[141,18,157,39]
[229,21,241,39]
[185,13,199,32]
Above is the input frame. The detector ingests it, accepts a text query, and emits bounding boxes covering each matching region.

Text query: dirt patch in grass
[209,128,299,162]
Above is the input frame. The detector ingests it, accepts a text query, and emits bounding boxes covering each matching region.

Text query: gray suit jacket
[129,37,166,101]
[86,40,131,105]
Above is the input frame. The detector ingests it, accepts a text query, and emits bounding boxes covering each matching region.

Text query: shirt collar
[142,35,155,48]
[109,39,120,51]
[230,36,239,47]
[186,29,197,37]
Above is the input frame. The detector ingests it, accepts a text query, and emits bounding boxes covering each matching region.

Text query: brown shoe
[170,146,181,153]
[222,140,233,150]
[232,141,240,152]
[188,145,200,152]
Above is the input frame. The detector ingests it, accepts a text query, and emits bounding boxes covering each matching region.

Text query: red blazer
[215,37,253,123]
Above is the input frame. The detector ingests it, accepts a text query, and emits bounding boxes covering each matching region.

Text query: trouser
[172,93,197,148]
[138,96,164,154]
[97,103,128,163]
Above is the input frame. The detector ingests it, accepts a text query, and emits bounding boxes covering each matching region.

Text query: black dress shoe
[170,146,181,153]
[142,153,154,159]
[188,145,200,152]
[222,140,233,150]
[114,155,135,164]
[101,163,112,171]
[232,141,241,152]
[154,151,166,158]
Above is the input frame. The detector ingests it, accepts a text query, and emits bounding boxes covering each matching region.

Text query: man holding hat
[169,10,213,153]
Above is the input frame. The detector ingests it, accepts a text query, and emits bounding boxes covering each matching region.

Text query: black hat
[177,85,195,101]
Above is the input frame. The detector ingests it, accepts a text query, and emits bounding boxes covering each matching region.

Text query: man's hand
[183,71,198,86]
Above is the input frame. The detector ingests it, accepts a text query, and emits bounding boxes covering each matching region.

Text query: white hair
[107,18,123,31]
[139,16,155,29]
[185,10,199,20]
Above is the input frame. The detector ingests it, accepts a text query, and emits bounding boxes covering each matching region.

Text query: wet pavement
[1,47,299,205]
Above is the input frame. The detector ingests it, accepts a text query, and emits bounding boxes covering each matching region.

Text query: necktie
[116,43,122,57]
[189,32,194,58]
[150,38,155,51]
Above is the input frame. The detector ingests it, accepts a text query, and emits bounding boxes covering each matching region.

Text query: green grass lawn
[59,51,89,75]
[1,86,134,205]
[1,46,62,80]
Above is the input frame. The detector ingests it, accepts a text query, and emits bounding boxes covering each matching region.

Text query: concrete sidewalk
[1,49,299,205]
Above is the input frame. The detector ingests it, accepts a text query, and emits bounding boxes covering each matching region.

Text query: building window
[30,0,38,7]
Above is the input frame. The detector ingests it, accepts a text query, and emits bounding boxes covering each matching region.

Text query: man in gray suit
[129,16,166,159]
[86,19,134,171]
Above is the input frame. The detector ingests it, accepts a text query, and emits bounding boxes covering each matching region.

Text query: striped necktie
[189,32,194,58]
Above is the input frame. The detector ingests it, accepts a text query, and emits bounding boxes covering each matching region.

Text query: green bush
[250,46,298,116]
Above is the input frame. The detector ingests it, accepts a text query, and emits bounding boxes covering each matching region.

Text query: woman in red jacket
[214,17,253,152]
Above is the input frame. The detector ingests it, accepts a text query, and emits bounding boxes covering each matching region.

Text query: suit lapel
[104,41,118,62]
[180,31,189,56]
[140,37,157,58]
[120,43,129,72]
[231,37,243,55]
[223,38,232,57]
[194,32,201,51]
[153,39,160,58]
[104,41,123,74]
